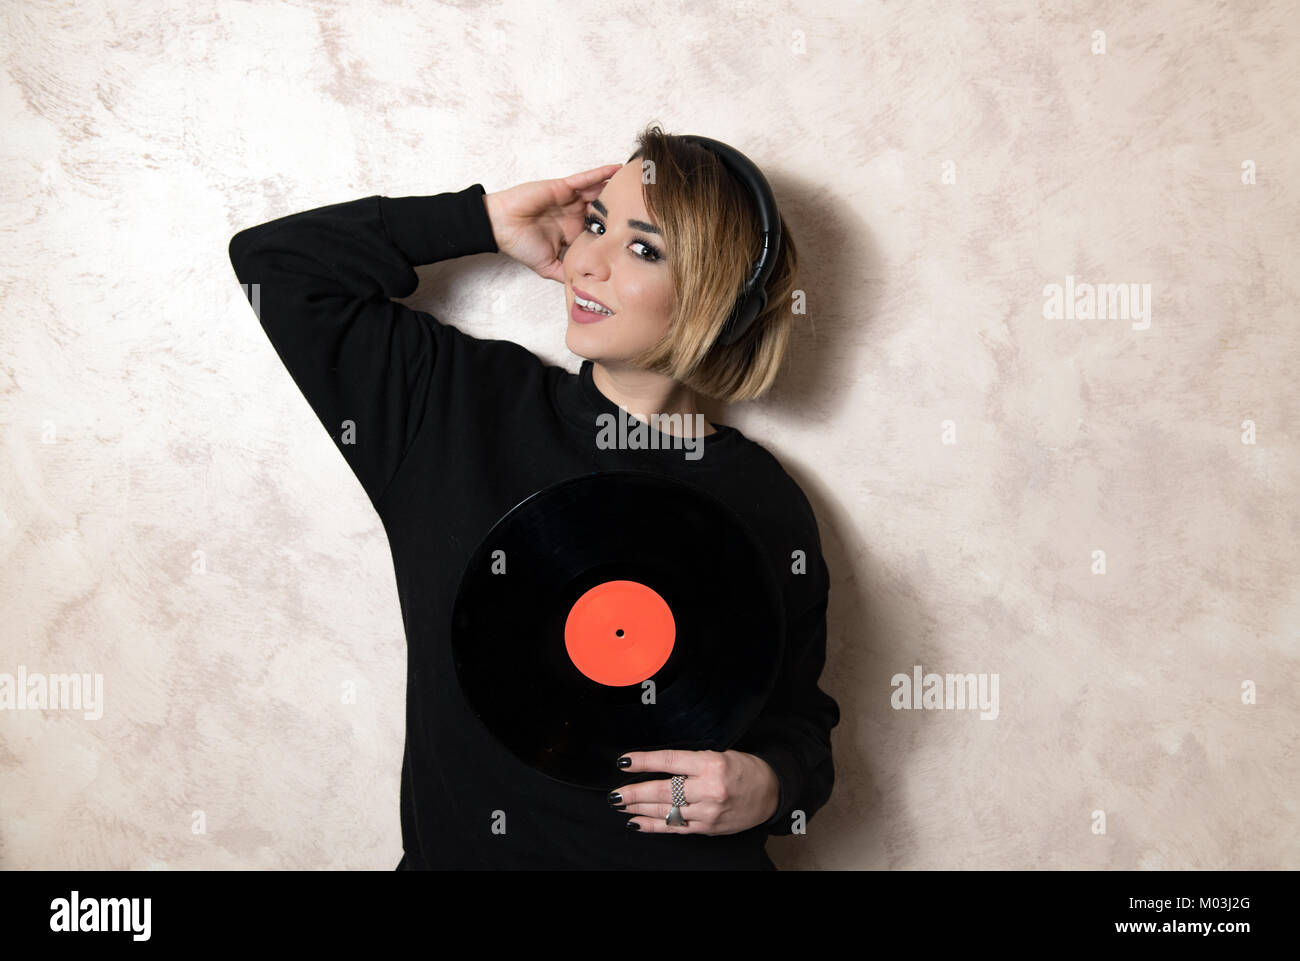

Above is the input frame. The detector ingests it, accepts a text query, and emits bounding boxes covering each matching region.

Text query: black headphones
[678,135,783,346]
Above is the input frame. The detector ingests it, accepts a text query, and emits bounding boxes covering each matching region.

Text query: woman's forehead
[599,163,654,217]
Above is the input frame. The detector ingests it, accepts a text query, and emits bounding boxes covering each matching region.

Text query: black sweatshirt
[227,183,840,870]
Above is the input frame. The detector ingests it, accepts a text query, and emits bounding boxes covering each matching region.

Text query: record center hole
[615,629,624,637]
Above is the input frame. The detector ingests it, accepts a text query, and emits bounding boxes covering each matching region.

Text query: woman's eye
[631,241,663,263]
[583,213,663,263]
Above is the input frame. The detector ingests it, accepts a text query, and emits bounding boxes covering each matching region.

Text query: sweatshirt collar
[552,360,744,463]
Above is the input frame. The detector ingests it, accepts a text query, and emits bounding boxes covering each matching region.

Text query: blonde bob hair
[623,123,801,404]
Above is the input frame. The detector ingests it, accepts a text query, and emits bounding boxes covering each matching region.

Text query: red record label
[564,580,676,686]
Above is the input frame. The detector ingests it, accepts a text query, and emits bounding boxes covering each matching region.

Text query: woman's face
[564,161,675,365]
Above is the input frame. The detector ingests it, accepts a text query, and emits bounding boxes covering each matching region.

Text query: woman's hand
[608,749,781,835]
[483,163,623,283]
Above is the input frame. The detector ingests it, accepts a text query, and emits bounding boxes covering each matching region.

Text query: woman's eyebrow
[591,198,661,236]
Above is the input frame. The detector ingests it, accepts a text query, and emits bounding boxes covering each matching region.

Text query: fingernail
[612,804,626,811]
[616,756,631,768]
[625,820,641,831]
[607,791,622,805]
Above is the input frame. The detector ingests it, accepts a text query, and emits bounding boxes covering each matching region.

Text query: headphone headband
[678,135,782,346]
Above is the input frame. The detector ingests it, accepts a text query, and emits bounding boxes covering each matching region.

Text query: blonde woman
[229,123,839,870]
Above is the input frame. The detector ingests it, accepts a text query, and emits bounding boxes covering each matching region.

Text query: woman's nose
[570,238,613,279]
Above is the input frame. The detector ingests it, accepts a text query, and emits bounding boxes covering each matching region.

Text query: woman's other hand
[608,749,781,835]
[483,163,623,283]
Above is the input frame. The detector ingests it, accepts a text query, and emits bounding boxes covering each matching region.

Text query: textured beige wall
[2,0,1296,870]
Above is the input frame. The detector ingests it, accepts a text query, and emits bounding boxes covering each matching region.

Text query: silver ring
[666,775,688,826]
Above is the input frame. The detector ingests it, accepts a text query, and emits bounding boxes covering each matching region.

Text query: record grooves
[450,469,784,789]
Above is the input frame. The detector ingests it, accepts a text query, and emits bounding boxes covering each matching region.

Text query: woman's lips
[571,288,615,324]
[574,287,613,313]
[571,299,610,324]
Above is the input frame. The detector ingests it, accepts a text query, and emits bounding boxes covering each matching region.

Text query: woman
[228,123,839,870]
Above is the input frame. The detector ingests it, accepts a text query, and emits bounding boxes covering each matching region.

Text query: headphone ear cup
[718,293,761,346]
[681,135,781,347]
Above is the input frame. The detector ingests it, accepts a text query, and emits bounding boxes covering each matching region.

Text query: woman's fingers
[617,749,722,779]
[537,258,566,284]
[566,163,623,188]
[553,163,622,205]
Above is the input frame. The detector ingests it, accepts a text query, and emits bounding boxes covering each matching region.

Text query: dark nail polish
[607,791,622,805]
[625,819,641,831]
[612,804,626,811]
[616,756,631,768]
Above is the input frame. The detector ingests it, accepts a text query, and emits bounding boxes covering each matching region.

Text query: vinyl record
[450,469,784,790]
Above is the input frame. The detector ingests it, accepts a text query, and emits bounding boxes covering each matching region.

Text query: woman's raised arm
[227,185,498,508]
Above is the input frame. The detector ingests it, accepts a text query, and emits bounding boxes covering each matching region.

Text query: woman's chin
[565,324,654,367]
[564,324,609,361]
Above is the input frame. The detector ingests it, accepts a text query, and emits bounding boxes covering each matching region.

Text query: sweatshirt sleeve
[227,184,498,509]
[733,528,840,837]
